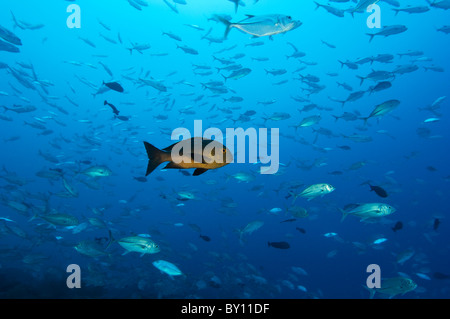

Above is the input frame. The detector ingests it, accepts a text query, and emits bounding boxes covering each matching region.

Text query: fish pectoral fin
[193,168,208,176]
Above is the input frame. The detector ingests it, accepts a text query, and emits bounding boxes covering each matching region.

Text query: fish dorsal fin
[162,142,179,151]
[237,15,255,23]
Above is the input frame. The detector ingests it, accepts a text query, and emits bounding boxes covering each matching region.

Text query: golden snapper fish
[143,137,233,176]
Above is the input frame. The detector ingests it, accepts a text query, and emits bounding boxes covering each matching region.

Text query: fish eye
[222,148,226,153]
[287,16,292,20]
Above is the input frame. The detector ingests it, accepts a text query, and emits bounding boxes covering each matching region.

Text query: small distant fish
[295,227,306,234]
[415,273,431,281]
[81,166,112,177]
[433,218,440,231]
[269,207,282,214]
[280,218,296,223]
[424,118,440,123]
[290,183,335,203]
[103,81,124,93]
[368,184,388,198]
[104,100,120,115]
[372,238,388,245]
[222,68,252,81]
[133,176,147,182]
[118,236,160,256]
[199,234,211,242]
[366,25,408,42]
[268,241,290,249]
[433,272,450,280]
[323,232,337,238]
[116,115,130,121]
[392,221,403,232]
[153,260,183,279]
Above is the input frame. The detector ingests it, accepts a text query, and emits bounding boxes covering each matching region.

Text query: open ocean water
[0,0,449,301]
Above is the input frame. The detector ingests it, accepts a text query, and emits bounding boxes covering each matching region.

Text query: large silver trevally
[81,165,113,177]
[339,203,396,222]
[152,260,183,279]
[118,236,160,256]
[290,183,335,202]
[367,277,417,299]
[215,14,302,39]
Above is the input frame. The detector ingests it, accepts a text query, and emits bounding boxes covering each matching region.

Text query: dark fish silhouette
[296,227,306,234]
[433,218,440,231]
[369,184,388,198]
[104,100,120,115]
[392,221,403,232]
[268,241,290,249]
[116,115,130,121]
[133,176,147,182]
[103,81,124,93]
[199,234,211,242]
[433,272,450,280]
[280,218,296,223]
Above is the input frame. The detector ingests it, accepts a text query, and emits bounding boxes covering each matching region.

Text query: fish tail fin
[393,9,399,16]
[28,212,39,222]
[332,115,339,122]
[143,142,167,176]
[267,241,271,247]
[313,1,320,9]
[367,33,375,42]
[338,60,344,68]
[362,285,377,299]
[1,106,8,112]
[357,75,365,86]
[105,229,115,249]
[289,191,299,204]
[338,208,348,222]
[221,74,227,82]
[215,15,233,39]
[359,116,369,125]
[104,100,108,106]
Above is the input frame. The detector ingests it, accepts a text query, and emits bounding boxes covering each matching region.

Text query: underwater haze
[0,0,449,299]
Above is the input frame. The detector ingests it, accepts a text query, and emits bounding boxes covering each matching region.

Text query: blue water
[0,0,449,299]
